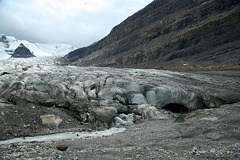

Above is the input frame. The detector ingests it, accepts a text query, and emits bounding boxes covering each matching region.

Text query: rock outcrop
[66,0,240,68]
[12,43,35,58]
[0,34,10,48]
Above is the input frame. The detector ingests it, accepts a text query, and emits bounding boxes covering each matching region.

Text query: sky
[0,0,153,47]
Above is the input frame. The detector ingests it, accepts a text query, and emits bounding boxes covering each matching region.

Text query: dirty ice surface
[0,56,240,145]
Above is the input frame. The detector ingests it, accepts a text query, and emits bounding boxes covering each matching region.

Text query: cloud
[0,0,153,47]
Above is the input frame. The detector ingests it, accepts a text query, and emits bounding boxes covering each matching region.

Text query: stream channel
[0,127,126,145]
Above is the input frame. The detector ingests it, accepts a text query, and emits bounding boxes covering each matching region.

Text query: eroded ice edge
[0,127,126,145]
[1,57,239,145]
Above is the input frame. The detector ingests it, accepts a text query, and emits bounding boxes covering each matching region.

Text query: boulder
[140,106,169,120]
[88,106,117,129]
[40,114,62,128]
[57,144,68,151]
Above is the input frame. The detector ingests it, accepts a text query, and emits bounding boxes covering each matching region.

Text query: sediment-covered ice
[0,57,239,130]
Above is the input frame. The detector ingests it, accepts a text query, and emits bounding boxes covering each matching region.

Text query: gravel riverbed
[1,103,240,160]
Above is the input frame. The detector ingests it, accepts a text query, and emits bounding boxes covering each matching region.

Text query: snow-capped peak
[0,34,76,60]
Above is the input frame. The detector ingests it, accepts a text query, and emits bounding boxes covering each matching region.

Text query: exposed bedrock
[66,0,240,67]
[0,64,239,129]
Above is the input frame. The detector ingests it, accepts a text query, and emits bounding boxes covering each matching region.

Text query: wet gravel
[1,103,240,160]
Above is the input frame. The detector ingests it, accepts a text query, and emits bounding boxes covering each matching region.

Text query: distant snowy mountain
[0,34,76,60]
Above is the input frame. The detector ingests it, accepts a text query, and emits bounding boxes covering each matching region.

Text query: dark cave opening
[162,103,189,113]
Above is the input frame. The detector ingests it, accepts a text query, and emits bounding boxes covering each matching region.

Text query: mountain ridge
[65,0,240,68]
[0,34,76,60]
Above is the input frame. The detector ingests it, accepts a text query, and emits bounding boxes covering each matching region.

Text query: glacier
[0,34,76,60]
[0,56,239,133]
[0,40,239,142]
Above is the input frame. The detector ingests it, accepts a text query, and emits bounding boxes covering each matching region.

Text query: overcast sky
[0,0,153,47]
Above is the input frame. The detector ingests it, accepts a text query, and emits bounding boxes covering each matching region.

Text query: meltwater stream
[0,128,126,145]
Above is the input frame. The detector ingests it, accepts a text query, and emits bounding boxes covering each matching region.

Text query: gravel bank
[1,103,240,159]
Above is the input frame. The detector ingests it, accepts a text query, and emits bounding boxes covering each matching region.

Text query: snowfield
[0,34,76,60]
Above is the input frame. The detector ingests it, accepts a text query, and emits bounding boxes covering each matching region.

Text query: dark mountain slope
[66,0,240,68]
[12,43,35,58]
